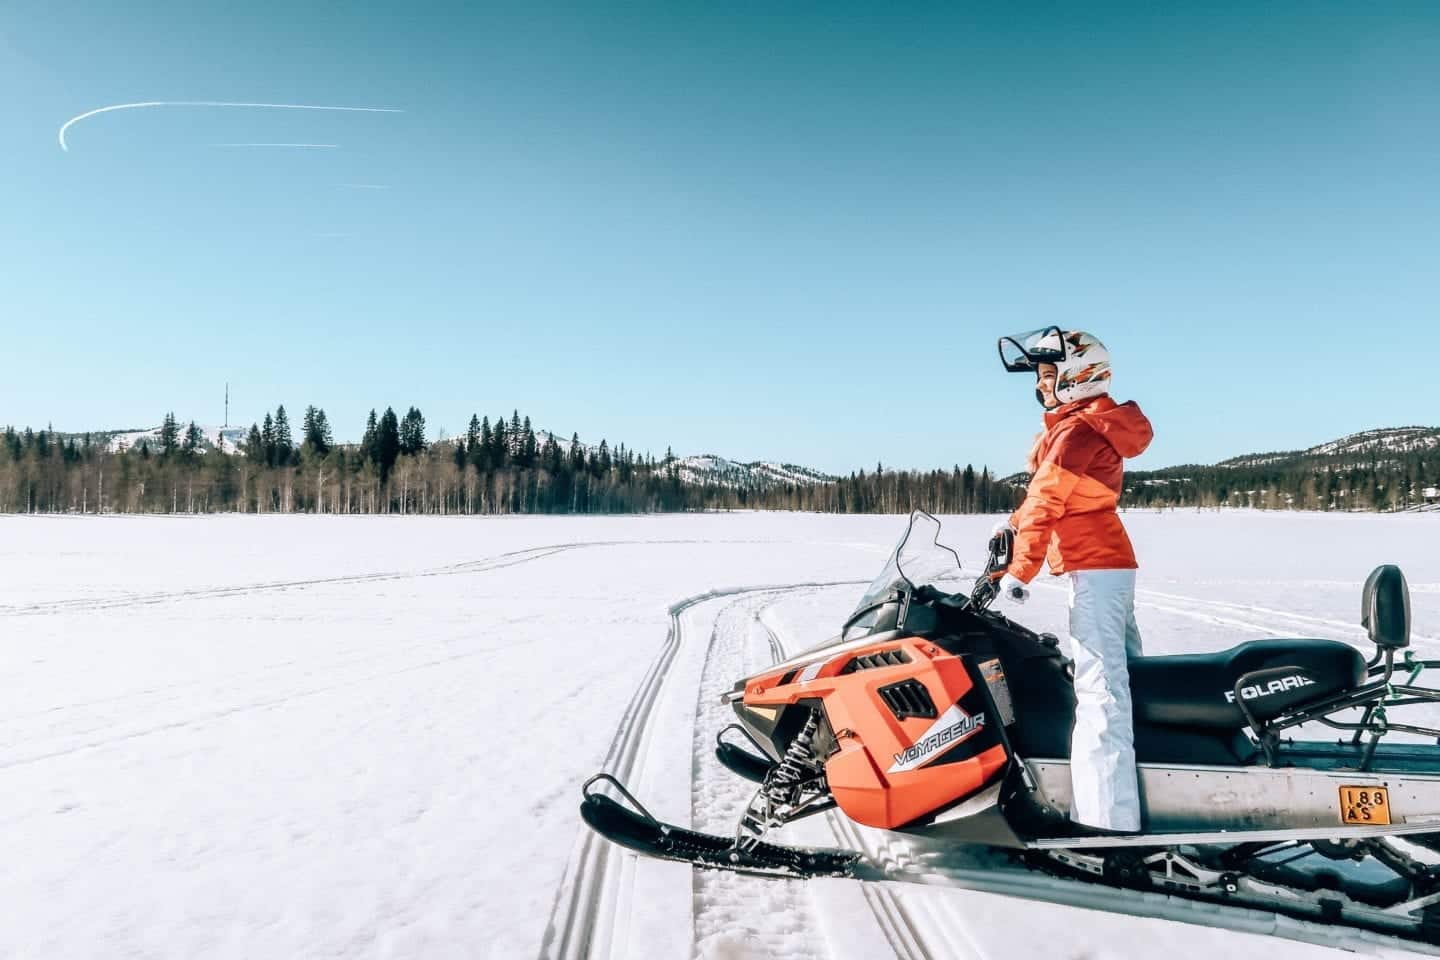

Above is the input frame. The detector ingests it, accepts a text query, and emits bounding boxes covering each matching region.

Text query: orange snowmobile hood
[1047,395,1153,459]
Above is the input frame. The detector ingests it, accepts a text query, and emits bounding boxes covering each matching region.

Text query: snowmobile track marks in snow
[0,538,797,618]
[691,591,841,959]
[540,580,866,960]
[759,601,964,960]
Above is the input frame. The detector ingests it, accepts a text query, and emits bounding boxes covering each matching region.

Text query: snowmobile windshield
[842,511,965,640]
[998,325,1066,373]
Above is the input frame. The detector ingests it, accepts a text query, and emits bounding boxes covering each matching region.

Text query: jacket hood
[1048,395,1153,459]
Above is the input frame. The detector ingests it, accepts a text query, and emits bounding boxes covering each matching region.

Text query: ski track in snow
[0,541,733,773]
[539,580,868,960]
[546,582,985,960]
[690,592,827,959]
[753,602,938,960]
[0,538,798,618]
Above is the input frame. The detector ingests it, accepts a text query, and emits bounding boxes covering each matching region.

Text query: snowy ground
[1,511,1438,959]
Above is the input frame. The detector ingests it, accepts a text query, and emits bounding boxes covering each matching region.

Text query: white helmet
[998,327,1112,407]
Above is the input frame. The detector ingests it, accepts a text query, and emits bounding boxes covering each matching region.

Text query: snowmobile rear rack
[1241,647,1440,769]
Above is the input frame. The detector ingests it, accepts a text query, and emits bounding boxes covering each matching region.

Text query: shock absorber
[736,711,824,850]
[771,712,820,790]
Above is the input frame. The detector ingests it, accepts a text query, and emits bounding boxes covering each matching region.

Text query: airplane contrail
[58,101,402,152]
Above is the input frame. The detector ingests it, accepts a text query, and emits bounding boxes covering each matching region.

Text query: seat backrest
[1363,564,1410,650]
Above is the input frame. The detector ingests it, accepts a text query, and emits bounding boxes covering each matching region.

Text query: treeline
[0,408,1024,517]
[1122,447,1440,512]
[1,407,688,515]
[733,463,1022,514]
[6,409,1434,517]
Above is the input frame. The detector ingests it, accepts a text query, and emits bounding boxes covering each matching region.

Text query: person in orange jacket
[991,328,1154,833]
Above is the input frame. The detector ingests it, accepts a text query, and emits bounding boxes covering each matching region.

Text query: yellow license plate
[1339,785,1391,825]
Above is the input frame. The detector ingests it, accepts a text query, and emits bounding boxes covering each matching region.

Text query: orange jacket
[1007,395,1153,583]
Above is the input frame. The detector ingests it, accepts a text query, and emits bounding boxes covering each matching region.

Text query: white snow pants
[1067,568,1143,832]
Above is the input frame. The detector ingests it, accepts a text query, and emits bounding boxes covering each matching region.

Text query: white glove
[991,520,1016,537]
[998,572,1030,604]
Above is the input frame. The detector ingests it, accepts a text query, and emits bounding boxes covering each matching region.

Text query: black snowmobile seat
[1128,639,1366,730]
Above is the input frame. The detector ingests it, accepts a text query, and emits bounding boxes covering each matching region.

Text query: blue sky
[1,2,1436,475]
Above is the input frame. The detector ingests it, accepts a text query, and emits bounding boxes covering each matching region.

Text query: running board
[1026,819,1440,850]
[1026,757,1440,839]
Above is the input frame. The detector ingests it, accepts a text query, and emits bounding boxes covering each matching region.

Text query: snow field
[1,511,1437,958]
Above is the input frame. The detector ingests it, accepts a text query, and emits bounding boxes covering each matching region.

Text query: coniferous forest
[1,409,1434,515]
[0,407,1021,516]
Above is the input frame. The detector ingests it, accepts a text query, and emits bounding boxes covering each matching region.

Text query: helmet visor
[998,326,1066,373]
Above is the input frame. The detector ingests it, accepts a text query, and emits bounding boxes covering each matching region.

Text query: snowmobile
[580,511,1440,943]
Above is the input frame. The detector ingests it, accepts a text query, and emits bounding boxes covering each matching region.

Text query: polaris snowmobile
[580,511,1440,943]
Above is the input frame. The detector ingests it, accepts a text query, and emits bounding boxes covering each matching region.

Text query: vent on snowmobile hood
[840,648,911,674]
[878,679,937,721]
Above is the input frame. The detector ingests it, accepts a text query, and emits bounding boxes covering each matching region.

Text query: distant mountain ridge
[1127,425,1440,511]
[89,425,248,455]
[674,455,835,490]
[1217,426,1440,469]
[18,419,1431,515]
[69,423,1436,496]
[61,424,837,492]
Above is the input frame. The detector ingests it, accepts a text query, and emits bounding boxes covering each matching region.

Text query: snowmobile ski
[580,774,860,879]
[714,725,775,784]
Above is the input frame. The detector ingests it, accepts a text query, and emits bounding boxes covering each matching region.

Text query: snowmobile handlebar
[963,525,1015,611]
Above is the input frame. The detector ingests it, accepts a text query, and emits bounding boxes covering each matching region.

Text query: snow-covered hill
[73,423,837,489]
[91,425,249,455]
[533,431,835,489]
[675,454,835,490]
[1220,426,1440,468]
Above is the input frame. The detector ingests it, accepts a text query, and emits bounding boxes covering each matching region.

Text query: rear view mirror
[1362,565,1410,650]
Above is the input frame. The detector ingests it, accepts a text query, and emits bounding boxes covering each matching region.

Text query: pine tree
[492,415,509,469]
[182,421,204,458]
[360,410,378,465]
[159,412,180,457]
[399,407,426,456]
[472,416,492,471]
[302,405,332,458]
[466,414,481,455]
[376,407,401,483]
[521,416,537,468]
[273,406,294,465]
[261,413,276,467]
[245,423,263,460]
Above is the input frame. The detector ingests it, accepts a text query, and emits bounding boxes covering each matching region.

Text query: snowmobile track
[539,581,865,960]
[757,603,946,960]
[0,537,793,618]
